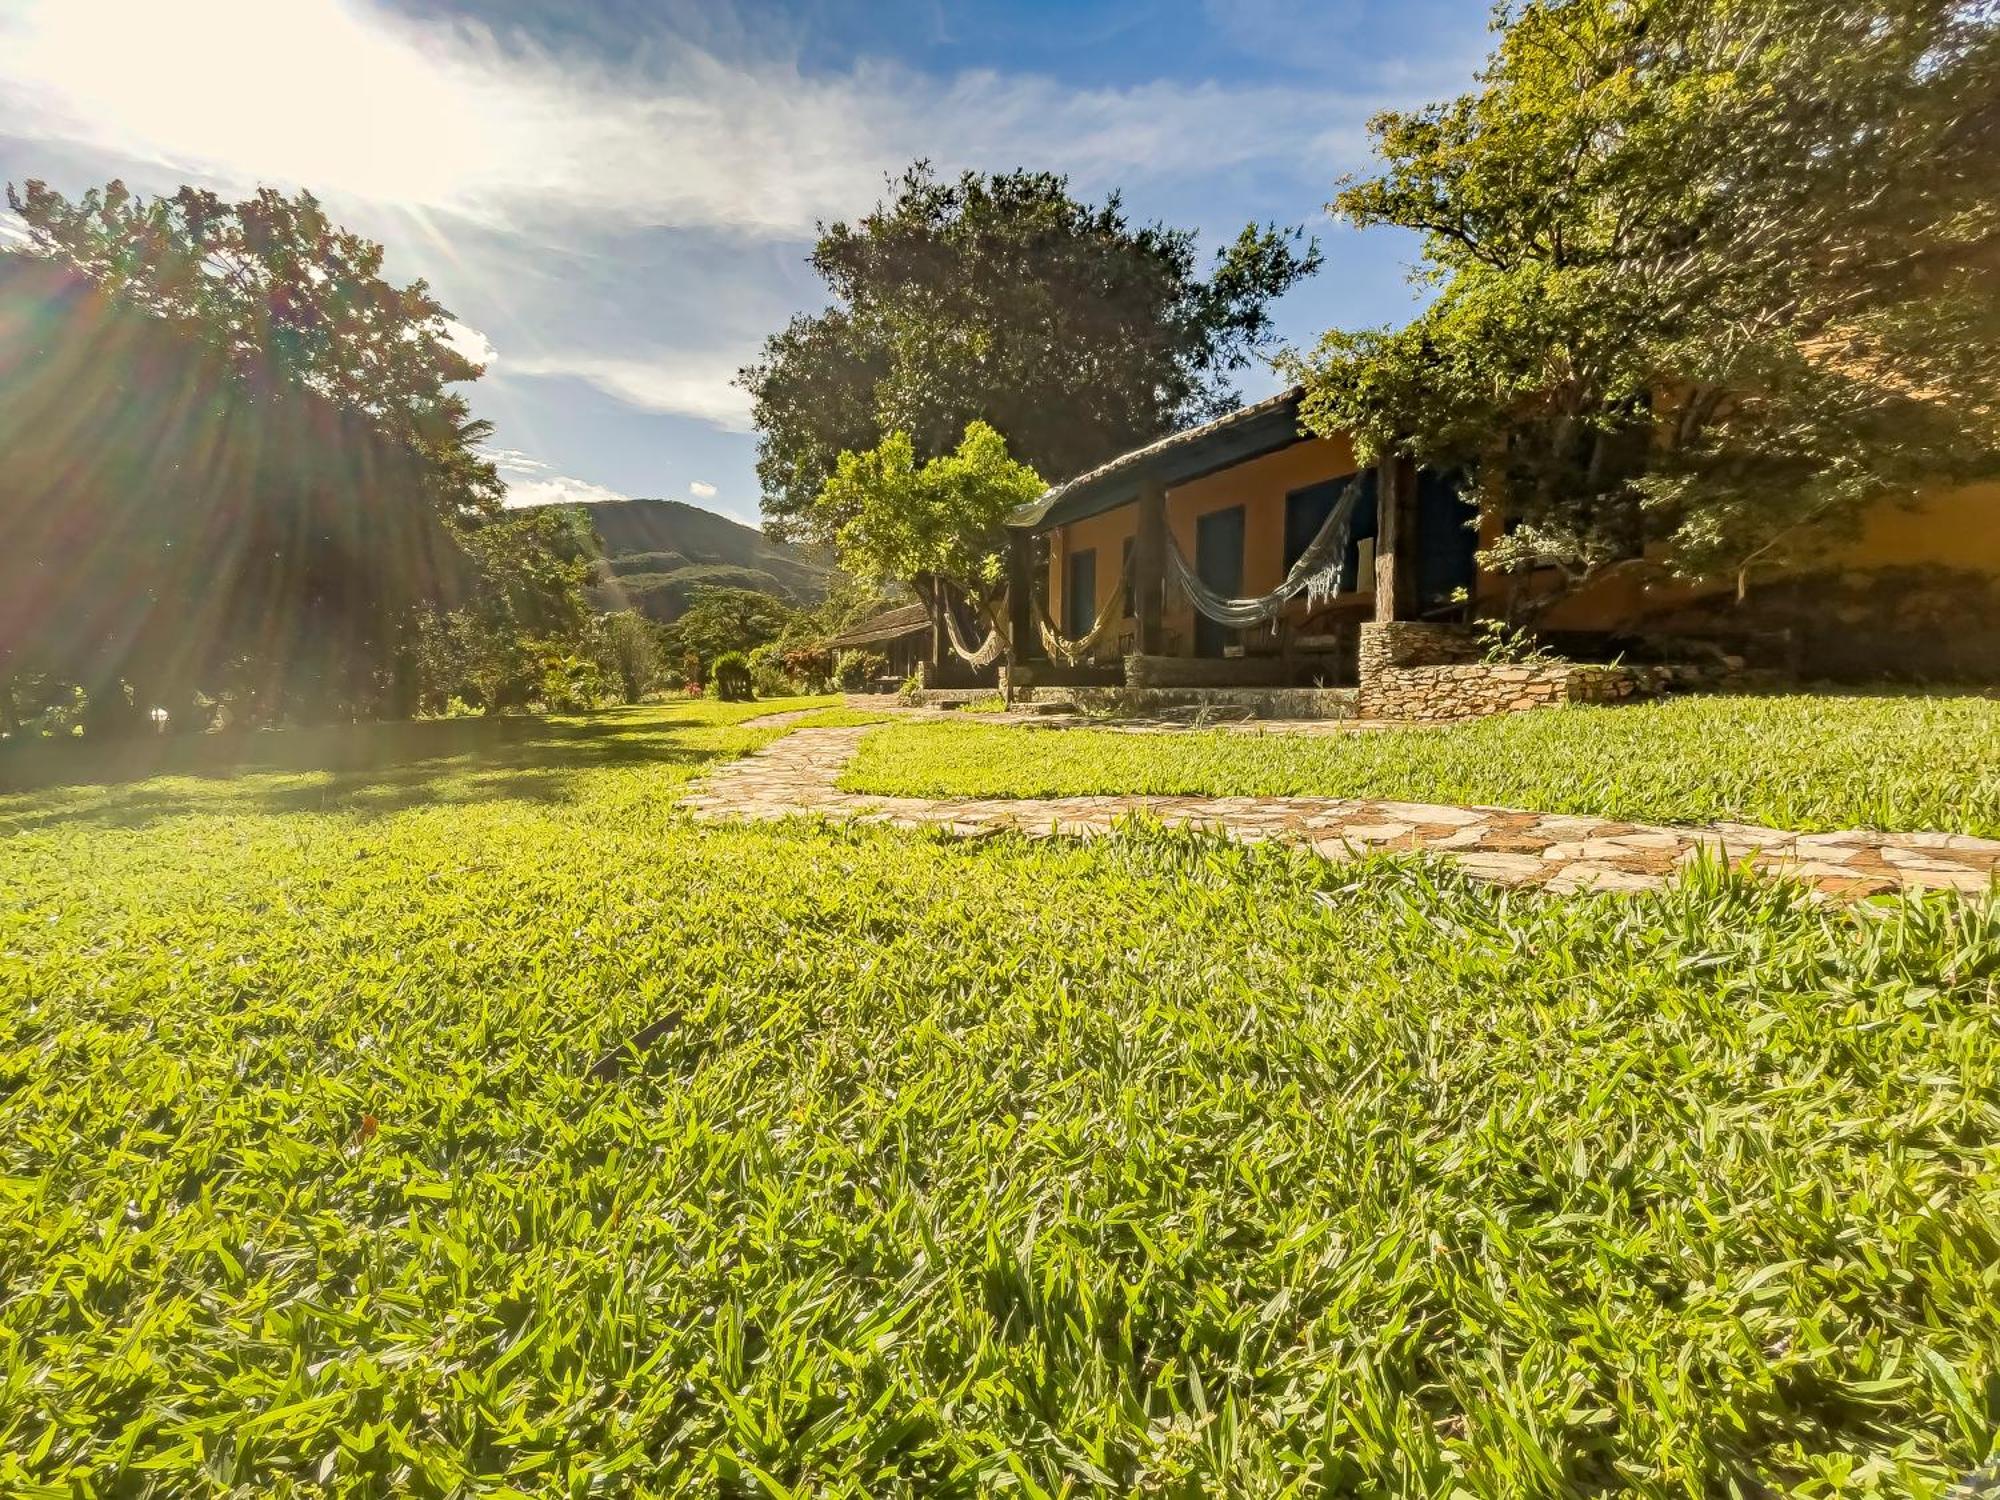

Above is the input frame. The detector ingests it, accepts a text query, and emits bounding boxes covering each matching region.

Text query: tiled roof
[1008,385,1310,530]
[822,601,930,648]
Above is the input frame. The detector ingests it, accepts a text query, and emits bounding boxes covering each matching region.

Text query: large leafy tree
[819,421,1045,695]
[1290,0,2000,613]
[663,587,800,675]
[744,164,1319,544]
[8,179,500,517]
[3,180,521,730]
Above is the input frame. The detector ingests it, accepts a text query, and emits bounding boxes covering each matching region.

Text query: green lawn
[3,701,1998,1495]
[842,692,2000,836]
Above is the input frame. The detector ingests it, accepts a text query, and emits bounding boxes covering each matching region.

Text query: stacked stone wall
[1356,622,1731,721]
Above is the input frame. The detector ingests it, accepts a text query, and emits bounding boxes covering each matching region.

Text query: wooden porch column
[1373,455,1420,622]
[923,573,946,669]
[1007,528,1039,661]
[1133,472,1167,655]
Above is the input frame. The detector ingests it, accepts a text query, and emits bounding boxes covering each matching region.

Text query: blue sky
[0,0,1496,524]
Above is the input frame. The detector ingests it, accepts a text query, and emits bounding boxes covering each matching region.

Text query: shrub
[709,652,754,702]
[536,650,605,713]
[748,642,794,699]
[835,650,888,691]
[783,645,835,693]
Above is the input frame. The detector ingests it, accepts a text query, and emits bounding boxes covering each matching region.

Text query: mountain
[563,498,831,623]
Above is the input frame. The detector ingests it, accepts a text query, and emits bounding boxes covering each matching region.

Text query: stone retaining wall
[1355,621,1725,721]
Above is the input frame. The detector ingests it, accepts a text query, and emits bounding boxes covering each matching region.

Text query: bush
[783,645,835,694]
[536,650,605,713]
[835,650,889,691]
[748,643,794,699]
[709,652,754,702]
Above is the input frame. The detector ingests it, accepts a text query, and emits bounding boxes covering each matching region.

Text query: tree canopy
[1289,0,2000,609]
[744,163,1319,544]
[1,182,569,732]
[823,422,1044,604]
[817,422,1044,693]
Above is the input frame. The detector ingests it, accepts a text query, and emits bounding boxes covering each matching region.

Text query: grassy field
[3,701,1999,1495]
[842,693,2000,836]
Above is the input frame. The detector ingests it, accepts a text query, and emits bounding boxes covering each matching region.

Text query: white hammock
[1036,552,1131,666]
[944,601,1009,668]
[1168,473,1365,629]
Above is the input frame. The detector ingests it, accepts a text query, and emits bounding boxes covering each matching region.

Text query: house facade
[997,386,2000,689]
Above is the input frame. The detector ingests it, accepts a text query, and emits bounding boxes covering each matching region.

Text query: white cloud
[480,447,625,507]
[481,448,549,476]
[0,0,1443,240]
[502,473,630,509]
[441,317,497,369]
[688,480,718,499]
[499,352,757,431]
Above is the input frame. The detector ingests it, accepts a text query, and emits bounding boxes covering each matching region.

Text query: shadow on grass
[0,708,732,833]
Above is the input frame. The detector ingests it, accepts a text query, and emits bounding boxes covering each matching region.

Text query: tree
[5,180,514,732]
[594,611,665,704]
[411,508,598,714]
[818,422,1045,698]
[1287,0,2000,616]
[8,179,501,520]
[743,164,1319,544]
[663,587,800,678]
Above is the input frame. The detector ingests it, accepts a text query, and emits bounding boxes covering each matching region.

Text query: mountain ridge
[533,496,831,623]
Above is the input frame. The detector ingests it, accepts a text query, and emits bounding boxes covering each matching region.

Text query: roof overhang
[1007,386,1312,531]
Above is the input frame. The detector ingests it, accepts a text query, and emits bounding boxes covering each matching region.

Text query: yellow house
[999,386,2000,689]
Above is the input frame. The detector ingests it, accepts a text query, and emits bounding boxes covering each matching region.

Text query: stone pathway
[682,726,2000,899]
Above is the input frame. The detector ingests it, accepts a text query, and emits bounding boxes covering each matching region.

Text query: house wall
[1043,435,1365,659]
[1517,480,2000,630]
[1035,442,2000,679]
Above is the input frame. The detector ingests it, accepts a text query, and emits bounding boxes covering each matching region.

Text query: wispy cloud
[0,0,1443,240]
[503,473,630,508]
[498,352,757,431]
[483,445,627,508]
[688,480,718,498]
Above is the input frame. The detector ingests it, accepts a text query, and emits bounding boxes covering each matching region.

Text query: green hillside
[563,498,830,622]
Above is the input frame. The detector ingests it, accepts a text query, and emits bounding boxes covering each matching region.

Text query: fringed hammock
[943,602,1009,668]
[1036,549,1132,666]
[1167,472,1365,629]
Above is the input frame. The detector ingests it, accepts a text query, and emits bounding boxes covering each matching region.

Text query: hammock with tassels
[943,601,1009,668]
[1166,472,1365,630]
[1036,550,1132,666]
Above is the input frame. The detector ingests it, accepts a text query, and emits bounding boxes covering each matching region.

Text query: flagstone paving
[684,725,2000,899]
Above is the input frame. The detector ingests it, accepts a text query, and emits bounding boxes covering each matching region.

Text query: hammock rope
[943,601,1009,668]
[1036,550,1132,666]
[1166,472,1365,630]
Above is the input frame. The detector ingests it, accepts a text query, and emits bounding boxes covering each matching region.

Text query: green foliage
[709,651,754,702]
[822,422,1044,601]
[842,692,2000,835]
[591,611,666,704]
[7,179,500,516]
[834,650,889,691]
[663,586,801,677]
[413,508,599,715]
[2,180,505,729]
[0,253,464,730]
[744,163,1319,542]
[1,704,1997,1493]
[1289,0,2000,611]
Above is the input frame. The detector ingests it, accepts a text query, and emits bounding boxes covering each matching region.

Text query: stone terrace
[684,724,2000,899]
